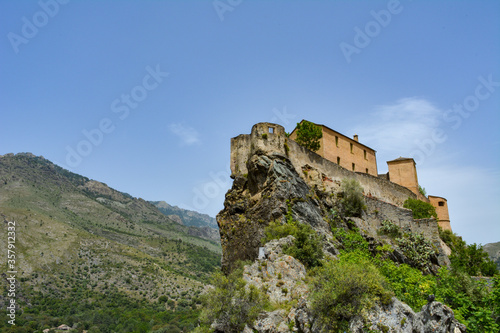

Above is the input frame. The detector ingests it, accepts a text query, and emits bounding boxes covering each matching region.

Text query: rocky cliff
[213,123,463,332]
[217,123,449,274]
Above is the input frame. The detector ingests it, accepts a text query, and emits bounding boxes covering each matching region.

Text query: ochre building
[289,120,452,231]
[289,121,378,176]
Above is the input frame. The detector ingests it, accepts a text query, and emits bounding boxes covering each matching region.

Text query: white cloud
[351,97,443,164]
[351,97,500,245]
[168,123,200,146]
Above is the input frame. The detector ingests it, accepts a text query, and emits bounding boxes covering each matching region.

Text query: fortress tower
[386,157,420,197]
[428,196,451,231]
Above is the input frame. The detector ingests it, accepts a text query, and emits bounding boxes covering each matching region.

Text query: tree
[340,178,366,218]
[403,198,437,219]
[294,120,322,152]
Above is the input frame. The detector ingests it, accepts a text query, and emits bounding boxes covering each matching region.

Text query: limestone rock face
[243,236,308,304]
[217,153,330,273]
[215,123,464,332]
[350,298,466,333]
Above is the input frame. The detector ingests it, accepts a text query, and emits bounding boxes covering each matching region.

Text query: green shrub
[439,229,499,276]
[377,258,435,311]
[433,268,500,332]
[378,220,402,238]
[418,185,427,197]
[261,133,268,139]
[403,198,437,219]
[310,258,393,332]
[294,120,322,152]
[331,227,369,254]
[340,178,366,217]
[262,219,323,269]
[395,232,437,272]
[197,266,269,332]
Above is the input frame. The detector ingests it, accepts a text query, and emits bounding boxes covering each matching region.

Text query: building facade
[289,120,451,231]
[289,120,378,176]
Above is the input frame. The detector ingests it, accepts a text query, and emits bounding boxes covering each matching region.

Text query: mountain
[0,153,221,332]
[483,241,500,270]
[151,201,218,229]
[151,201,220,243]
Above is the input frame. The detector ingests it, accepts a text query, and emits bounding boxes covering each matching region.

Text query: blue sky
[1,0,499,245]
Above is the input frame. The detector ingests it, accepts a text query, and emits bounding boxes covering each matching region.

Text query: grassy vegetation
[403,197,437,219]
[0,285,201,333]
[261,200,324,269]
[194,264,270,333]
[0,153,222,331]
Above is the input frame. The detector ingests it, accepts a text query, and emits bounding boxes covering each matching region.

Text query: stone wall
[286,136,417,207]
[231,122,418,207]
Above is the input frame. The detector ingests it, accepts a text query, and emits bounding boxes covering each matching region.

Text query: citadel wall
[226,122,451,269]
[231,123,417,207]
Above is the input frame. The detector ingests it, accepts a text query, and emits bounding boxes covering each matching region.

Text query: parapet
[230,123,287,176]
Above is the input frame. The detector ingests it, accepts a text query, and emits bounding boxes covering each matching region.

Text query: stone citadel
[231,121,451,231]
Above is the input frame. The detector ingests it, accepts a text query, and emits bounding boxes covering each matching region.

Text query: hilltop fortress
[219,121,453,273]
[231,121,451,231]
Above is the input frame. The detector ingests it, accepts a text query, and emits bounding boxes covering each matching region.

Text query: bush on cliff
[340,178,366,218]
[403,198,437,219]
[262,219,323,268]
[310,256,393,332]
[440,229,499,277]
[195,265,269,333]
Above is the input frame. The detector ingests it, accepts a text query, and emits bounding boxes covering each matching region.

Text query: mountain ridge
[0,152,221,332]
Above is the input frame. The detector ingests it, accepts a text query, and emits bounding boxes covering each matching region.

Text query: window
[352,163,355,171]
[335,136,339,147]
[350,143,353,153]
[269,127,274,133]
[337,157,340,164]
[364,150,367,160]
[366,168,369,174]
[438,201,445,206]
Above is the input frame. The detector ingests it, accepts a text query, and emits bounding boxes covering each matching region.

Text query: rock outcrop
[239,237,466,333]
[214,123,464,332]
[217,123,449,274]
